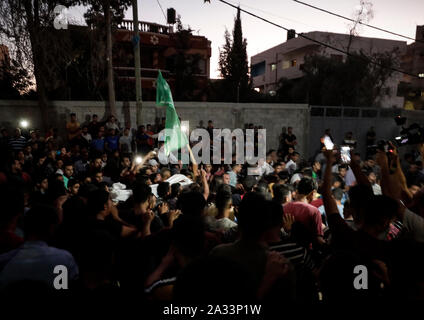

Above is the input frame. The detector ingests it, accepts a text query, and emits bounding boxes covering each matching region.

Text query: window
[271,63,276,71]
[251,61,266,77]
[291,59,297,67]
[419,73,424,78]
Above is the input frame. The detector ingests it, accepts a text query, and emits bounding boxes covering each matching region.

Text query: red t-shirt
[283,201,323,237]
[310,198,323,208]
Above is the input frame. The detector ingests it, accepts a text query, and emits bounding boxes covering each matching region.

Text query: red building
[113,20,211,101]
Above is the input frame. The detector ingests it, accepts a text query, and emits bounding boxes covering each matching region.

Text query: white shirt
[286,160,297,175]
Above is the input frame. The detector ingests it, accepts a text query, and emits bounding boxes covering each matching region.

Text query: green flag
[156,71,189,156]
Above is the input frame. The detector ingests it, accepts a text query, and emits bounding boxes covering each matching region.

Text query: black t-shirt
[282,133,296,150]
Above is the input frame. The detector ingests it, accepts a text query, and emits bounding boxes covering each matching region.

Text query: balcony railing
[118,20,173,35]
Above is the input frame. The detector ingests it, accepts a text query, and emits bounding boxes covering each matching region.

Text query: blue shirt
[0,241,79,289]
[105,135,119,151]
[91,138,105,152]
[227,171,238,187]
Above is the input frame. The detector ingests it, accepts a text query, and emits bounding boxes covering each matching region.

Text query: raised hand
[282,214,295,233]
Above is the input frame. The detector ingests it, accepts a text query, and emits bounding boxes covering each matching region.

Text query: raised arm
[322,150,340,217]
[349,151,371,188]
[200,168,210,200]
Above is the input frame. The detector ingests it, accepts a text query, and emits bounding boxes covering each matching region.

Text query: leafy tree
[72,0,132,116]
[276,50,398,107]
[0,0,77,130]
[0,58,33,99]
[218,6,250,102]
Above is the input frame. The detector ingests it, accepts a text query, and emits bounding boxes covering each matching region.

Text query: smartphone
[323,135,334,150]
[340,146,351,164]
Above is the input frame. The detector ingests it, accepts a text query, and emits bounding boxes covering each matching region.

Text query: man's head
[93,171,103,184]
[177,191,206,218]
[296,177,317,202]
[273,162,284,174]
[82,126,88,134]
[92,114,98,122]
[222,173,230,185]
[365,157,375,168]
[11,159,22,173]
[121,156,131,168]
[132,183,152,214]
[160,168,171,181]
[207,120,213,128]
[68,179,80,196]
[272,184,292,205]
[14,128,21,138]
[291,152,300,163]
[93,157,102,169]
[70,113,76,121]
[367,171,377,184]
[338,165,348,178]
[312,161,321,172]
[87,189,111,217]
[64,163,74,178]
[98,126,105,138]
[332,187,344,204]
[409,184,421,195]
[237,192,271,240]
[24,205,59,241]
[287,127,293,134]
[157,182,171,199]
[231,164,242,173]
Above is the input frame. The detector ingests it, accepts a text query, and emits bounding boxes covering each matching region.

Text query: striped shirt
[8,136,27,151]
[269,237,314,270]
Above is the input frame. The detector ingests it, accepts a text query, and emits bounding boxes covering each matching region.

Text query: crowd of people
[0,112,424,304]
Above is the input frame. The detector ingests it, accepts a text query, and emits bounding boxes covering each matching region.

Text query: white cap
[149,159,158,166]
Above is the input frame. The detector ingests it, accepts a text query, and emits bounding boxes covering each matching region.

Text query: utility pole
[133,0,143,127]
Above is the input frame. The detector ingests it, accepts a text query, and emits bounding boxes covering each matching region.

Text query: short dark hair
[272,184,291,204]
[132,183,152,204]
[177,191,206,217]
[157,182,170,198]
[87,189,109,215]
[237,192,269,239]
[297,177,316,195]
[332,188,344,201]
[24,205,58,239]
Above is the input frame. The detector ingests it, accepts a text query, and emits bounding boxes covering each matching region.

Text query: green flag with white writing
[156,71,188,155]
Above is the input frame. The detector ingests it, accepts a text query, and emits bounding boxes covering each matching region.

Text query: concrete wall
[309,106,424,159]
[1,100,423,161]
[0,100,310,157]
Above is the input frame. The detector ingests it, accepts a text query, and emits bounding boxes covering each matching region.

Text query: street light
[19,120,29,129]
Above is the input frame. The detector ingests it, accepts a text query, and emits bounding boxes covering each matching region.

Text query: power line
[156,0,167,23]
[215,0,420,79]
[292,0,423,44]
[225,0,318,30]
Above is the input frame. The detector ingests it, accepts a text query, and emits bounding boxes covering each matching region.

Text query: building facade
[251,31,407,108]
[113,20,212,101]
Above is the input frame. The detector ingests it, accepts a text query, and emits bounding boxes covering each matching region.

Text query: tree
[0,58,33,99]
[347,0,374,53]
[168,17,202,101]
[0,0,76,130]
[218,6,250,102]
[276,50,398,107]
[73,0,132,117]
